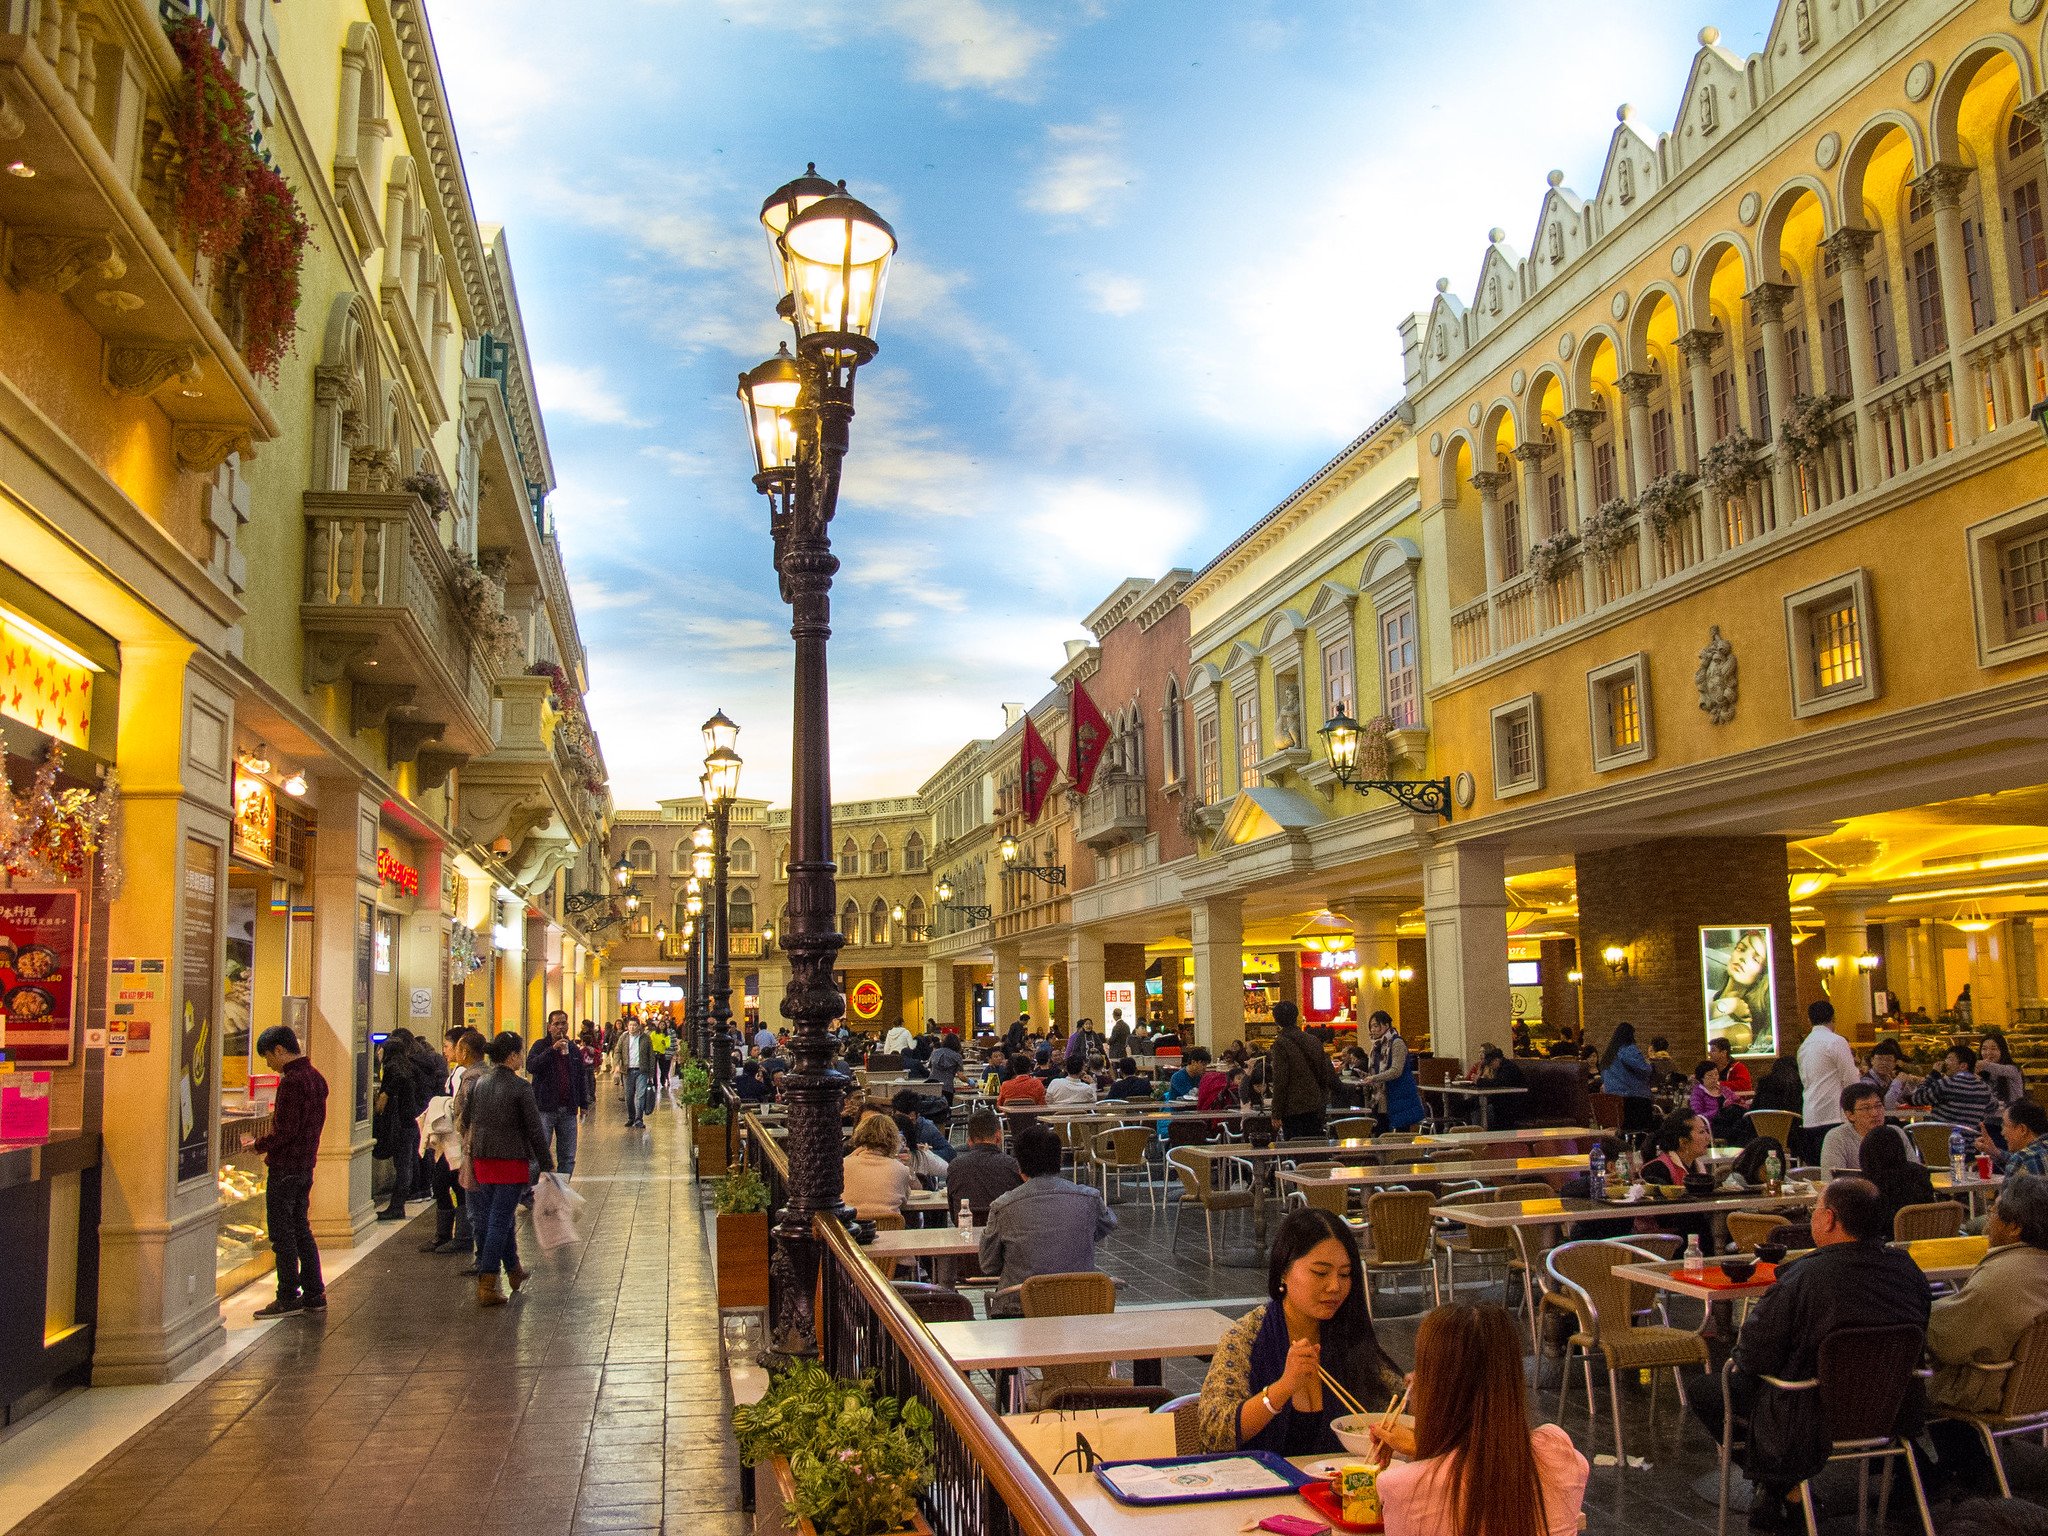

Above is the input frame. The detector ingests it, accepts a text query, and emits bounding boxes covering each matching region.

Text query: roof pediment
[1670,28,1752,173]
[1593,109,1663,237]
[1527,176,1589,288]
[1220,786,1327,847]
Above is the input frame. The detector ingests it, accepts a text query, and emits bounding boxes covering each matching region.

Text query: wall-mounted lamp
[1374,964,1414,986]
[1853,952,1881,973]
[1814,954,1840,973]
[1601,944,1630,977]
[1566,969,1584,985]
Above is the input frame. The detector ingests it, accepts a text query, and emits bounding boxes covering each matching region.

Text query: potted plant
[714,1164,773,1309]
[1638,470,1700,538]
[1778,392,1846,464]
[695,1102,731,1177]
[1528,530,1582,584]
[1580,498,1637,561]
[734,1362,935,1536]
[1701,427,1767,500]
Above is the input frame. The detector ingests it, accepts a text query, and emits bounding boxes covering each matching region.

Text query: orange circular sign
[850,979,884,1021]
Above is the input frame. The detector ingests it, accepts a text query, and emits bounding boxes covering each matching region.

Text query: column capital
[1510,436,1554,464]
[1910,161,1975,212]
[1821,225,1879,269]
[1615,370,1658,406]
[1468,468,1509,496]
[1560,406,1604,437]
[1675,327,1723,364]
[1744,280,1798,326]
[2018,96,2048,134]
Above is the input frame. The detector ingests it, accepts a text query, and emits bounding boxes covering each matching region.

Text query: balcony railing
[1075,772,1146,850]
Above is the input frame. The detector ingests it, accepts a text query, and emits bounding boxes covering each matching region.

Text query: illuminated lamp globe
[654,921,668,945]
[781,190,896,360]
[999,835,1020,864]
[936,877,955,903]
[759,163,839,301]
[1319,709,1362,779]
[737,345,801,477]
[686,892,704,918]
[702,709,740,758]
[693,823,715,851]
[703,746,743,805]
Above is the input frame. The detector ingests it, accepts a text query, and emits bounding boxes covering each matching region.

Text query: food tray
[1094,1450,1315,1506]
[1300,1477,1384,1532]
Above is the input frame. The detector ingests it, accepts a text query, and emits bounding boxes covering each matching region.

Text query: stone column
[1746,280,1800,510]
[1914,163,1982,445]
[1067,929,1106,1030]
[756,956,786,1036]
[1420,844,1512,1066]
[1468,469,1508,654]
[1189,897,1245,1050]
[992,942,1022,1031]
[307,777,380,1246]
[1337,900,1405,1036]
[2014,917,2040,1012]
[1026,962,1053,1034]
[1562,406,1604,612]
[1617,370,1662,581]
[1511,437,1553,541]
[1676,327,1726,556]
[920,960,947,1033]
[1821,227,1883,485]
[1817,900,1874,1041]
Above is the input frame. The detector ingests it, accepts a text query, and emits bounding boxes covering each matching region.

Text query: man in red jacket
[250,1025,329,1318]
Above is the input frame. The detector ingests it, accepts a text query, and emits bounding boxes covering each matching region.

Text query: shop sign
[0,890,79,1064]
[177,838,220,1183]
[231,769,275,866]
[0,608,97,750]
[376,846,419,896]
[849,977,884,1020]
[1102,981,1137,1022]
[1311,949,1358,970]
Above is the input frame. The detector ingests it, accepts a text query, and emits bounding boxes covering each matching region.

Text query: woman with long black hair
[1195,1208,1407,1454]
[1598,1021,1655,1132]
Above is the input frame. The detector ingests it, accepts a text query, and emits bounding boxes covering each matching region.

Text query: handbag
[1001,1407,1178,1473]
[639,1074,657,1118]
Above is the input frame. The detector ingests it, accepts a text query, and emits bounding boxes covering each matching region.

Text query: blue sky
[429,0,1781,809]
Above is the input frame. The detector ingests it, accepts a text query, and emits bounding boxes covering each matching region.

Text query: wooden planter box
[716,1209,770,1309]
[694,1117,730,1177]
[765,1455,932,1536]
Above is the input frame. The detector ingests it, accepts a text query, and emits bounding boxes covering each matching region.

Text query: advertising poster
[0,890,80,1064]
[178,838,221,1183]
[1102,981,1137,1028]
[354,897,373,1125]
[222,886,256,1093]
[849,977,884,1021]
[1701,925,1778,1058]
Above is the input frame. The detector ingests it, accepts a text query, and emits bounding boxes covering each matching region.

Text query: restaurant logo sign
[376,847,419,897]
[232,770,275,866]
[849,977,884,1020]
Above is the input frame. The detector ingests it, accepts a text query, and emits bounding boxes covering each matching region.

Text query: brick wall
[1576,837,1796,1069]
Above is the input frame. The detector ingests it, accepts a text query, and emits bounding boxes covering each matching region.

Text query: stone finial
[1489,227,1508,244]
[1547,169,1565,188]
[1699,26,1720,46]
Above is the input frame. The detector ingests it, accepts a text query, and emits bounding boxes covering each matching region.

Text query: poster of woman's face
[1701,926,1776,1057]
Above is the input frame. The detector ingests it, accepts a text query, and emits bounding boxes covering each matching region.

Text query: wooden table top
[1616,1235,1990,1301]
[928,1306,1235,1370]
[862,1225,981,1258]
[1280,1153,1588,1186]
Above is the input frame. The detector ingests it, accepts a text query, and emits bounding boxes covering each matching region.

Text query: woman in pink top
[1371,1302,1587,1536]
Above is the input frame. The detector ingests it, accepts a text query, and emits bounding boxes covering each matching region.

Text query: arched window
[905,895,927,942]
[2004,109,2048,310]
[903,831,925,873]
[869,898,891,946]
[729,837,756,876]
[728,886,754,938]
[1163,677,1186,784]
[775,845,790,880]
[839,837,860,877]
[672,841,692,876]
[840,900,860,944]
[627,838,654,875]
[868,835,890,874]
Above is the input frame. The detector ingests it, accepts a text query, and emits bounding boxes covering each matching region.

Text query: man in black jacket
[1692,1177,1931,1530]
[1267,1000,1341,1138]
[527,1009,591,1176]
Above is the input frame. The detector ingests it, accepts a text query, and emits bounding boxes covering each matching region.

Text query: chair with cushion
[1020,1271,1118,1410]
[1359,1190,1441,1317]
[1089,1127,1158,1211]
[1714,1323,1934,1536]
[892,1281,974,1324]
[1746,1109,1800,1148]
[1726,1212,1795,1253]
[1892,1200,1966,1242]
[1167,1146,1256,1264]
[1930,1311,2048,1497]
[1547,1239,1711,1468]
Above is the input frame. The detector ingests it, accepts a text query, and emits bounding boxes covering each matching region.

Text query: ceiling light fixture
[1887,879,2048,903]
[281,772,307,797]
[6,161,34,178]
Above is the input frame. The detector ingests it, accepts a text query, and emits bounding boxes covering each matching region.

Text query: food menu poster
[0,890,79,1064]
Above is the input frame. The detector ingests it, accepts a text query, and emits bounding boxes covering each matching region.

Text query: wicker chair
[1725,1211,1795,1253]
[1329,1116,1376,1141]
[1020,1272,1117,1409]
[1090,1127,1158,1211]
[1161,1392,1204,1454]
[1909,1121,1961,1168]
[1167,1146,1256,1264]
[1931,1311,2048,1497]
[1546,1239,1710,1468]
[1746,1109,1800,1148]
[867,1212,914,1279]
[1358,1189,1440,1317]
[1437,1181,1553,1301]
[1283,1162,1352,1216]
[1893,1200,1967,1242]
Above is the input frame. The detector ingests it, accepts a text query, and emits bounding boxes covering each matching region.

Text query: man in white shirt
[1797,999,1859,1166]
[1043,1060,1098,1106]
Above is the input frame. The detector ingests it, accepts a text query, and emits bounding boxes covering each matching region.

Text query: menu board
[177,837,220,1184]
[0,890,80,1064]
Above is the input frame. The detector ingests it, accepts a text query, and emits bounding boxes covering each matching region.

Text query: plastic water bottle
[1763,1150,1782,1195]
[1950,1127,1970,1184]
[1588,1142,1607,1194]
[958,1205,973,1234]
[1684,1234,1704,1275]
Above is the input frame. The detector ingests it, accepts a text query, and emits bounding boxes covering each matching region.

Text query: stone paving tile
[12,1097,742,1536]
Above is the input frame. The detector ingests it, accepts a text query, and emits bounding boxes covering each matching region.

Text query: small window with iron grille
[1489,695,1543,799]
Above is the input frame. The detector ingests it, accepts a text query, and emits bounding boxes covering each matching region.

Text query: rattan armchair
[1019,1271,1117,1409]
[1358,1189,1441,1317]
[1546,1239,1709,1468]
[1930,1311,2048,1498]
[1892,1200,1966,1242]
[1167,1146,1256,1264]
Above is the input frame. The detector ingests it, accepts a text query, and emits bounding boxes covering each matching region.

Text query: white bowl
[1328,1412,1412,1455]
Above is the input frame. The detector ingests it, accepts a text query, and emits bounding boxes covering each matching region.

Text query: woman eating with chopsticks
[1195,1208,1407,1454]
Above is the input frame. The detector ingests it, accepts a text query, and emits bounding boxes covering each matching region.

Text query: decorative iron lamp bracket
[1009,863,1067,889]
[1335,773,1454,820]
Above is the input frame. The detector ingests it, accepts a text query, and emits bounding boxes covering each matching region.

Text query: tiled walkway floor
[11,1090,742,1536]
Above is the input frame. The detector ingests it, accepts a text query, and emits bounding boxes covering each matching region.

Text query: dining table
[1417,1079,1530,1129]
[1050,1452,1362,1536]
[1614,1233,1990,1304]
[928,1305,1234,1409]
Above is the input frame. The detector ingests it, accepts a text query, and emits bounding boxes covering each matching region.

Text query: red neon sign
[376,847,419,896]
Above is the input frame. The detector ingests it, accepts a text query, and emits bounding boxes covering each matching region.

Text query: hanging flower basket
[1777,393,1846,464]
[1701,429,1768,499]
[402,472,451,515]
[1580,498,1637,561]
[446,555,523,668]
[1638,471,1700,536]
[1528,531,1582,584]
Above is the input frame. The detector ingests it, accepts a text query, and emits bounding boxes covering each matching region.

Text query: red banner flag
[1069,678,1110,796]
[1020,714,1060,824]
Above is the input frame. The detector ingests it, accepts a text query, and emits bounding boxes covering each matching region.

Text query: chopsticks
[1318,1367,1369,1420]
[1373,1387,1410,1467]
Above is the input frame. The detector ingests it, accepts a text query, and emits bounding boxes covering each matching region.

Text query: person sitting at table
[1978,1098,2048,1179]
[1169,1045,1211,1101]
[1910,1043,1998,1135]
[1044,1058,1098,1107]
[1820,1082,1918,1180]
[946,1110,1024,1223]
[1643,1108,1712,1187]
[890,1088,957,1169]
[1859,1121,1935,1234]
[1977,1029,2026,1110]
[1476,1046,1526,1128]
[1923,1174,2048,1493]
[996,1054,1046,1108]
[977,1123,1116,1316]
[1105,1057,1153,1100]
[1708,1037,1755,1103]
[1752,1054,1804,1115]
[1691,1059,1749,1145]
[1731,1135,1790,1187]
[1861,1038,1920,1109]
[1369,1301,1589,1536]
[1194,1208,1408,1455]
[733,1060,770,1104]
[1688,1178,1931,1534]
[841,1112,913,1220]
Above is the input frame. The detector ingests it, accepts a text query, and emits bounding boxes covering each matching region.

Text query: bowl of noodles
[13,945,60,982]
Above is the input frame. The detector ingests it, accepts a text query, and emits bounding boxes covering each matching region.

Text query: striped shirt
[1920,1070,1996,1130]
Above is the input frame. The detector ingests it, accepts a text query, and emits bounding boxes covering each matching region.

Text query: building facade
[605,796,771,1024]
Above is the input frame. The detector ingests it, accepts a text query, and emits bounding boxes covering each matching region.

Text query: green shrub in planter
[734,1361,934,1536]
[715,1165,772,1215]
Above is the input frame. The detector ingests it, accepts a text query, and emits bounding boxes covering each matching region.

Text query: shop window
[1195,710,1221,804]
[1320,634,1354,719]
[903,831,926,872]
[1785,569,1880,718]
[868,835,890,875]
[1379,603,1418,729]
[1966,500,2048,666]
[1586,654,1653,771]
[1234,690,1261,789]
[1489,694,1543,799]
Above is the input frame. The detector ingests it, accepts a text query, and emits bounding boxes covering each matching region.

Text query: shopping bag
[531,1170,585,1250]
[912,1146,951,1181]
[1001,1407,1177,1473]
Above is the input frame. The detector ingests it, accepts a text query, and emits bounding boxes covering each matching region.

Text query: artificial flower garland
[0,742,123,900]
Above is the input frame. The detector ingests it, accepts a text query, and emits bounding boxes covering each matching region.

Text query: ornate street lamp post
[703,721,743,1090]
[685,878,705,1056]
[736,166,896,1353]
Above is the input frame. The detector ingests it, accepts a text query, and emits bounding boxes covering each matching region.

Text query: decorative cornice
[1134,569,1192,631]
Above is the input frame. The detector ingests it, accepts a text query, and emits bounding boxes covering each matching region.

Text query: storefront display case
[215,1105,272,1296]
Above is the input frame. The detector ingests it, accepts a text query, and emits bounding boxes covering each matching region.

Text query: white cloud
[1026,117,1132,224]
[885,0,1051,96]
[533,362,649,428]
[1015,478,1201,585]
[1082,273,1146,315]
[640,445,715,477]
